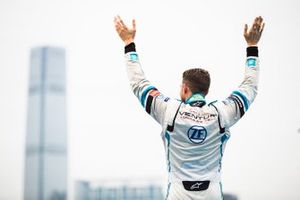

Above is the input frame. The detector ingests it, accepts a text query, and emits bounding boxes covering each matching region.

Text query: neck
[185,93,205,104]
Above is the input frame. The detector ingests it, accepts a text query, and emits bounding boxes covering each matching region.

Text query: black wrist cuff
[247,46,258,57]
[125,42,136,53]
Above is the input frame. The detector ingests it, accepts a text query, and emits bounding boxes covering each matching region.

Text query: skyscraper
[24,47,67,200]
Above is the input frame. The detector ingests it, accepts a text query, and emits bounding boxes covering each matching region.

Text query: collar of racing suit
[185,93,206,107]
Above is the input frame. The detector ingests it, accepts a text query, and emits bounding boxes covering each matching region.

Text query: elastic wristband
[125,42,136,53]
[247,46,258,57]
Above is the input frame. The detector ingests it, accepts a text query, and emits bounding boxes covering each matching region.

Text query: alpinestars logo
[190,182,203,190]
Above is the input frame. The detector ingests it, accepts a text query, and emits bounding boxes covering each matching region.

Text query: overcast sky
[0,0,300,199]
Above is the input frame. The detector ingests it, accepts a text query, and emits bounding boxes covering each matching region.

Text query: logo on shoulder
[164,97,170,102]
[130,53,138,61]
[247,58,256,67]
[187,125,207,144]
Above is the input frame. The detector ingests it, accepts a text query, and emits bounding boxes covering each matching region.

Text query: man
[114,16,264,200]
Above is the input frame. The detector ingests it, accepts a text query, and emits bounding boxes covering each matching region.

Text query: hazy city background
[0,0,300,199]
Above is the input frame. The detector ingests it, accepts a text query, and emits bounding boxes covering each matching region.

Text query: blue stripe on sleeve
[232,90,249,111]
[140,86,156,107]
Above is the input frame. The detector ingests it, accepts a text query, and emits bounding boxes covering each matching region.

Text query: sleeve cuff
[247,46,258,57]
[125,42,136,54]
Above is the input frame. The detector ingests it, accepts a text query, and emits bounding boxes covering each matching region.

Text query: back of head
[182,68,211,96]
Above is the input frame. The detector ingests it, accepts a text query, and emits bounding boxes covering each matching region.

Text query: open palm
[114,16,136,45]
[244,16,265,46]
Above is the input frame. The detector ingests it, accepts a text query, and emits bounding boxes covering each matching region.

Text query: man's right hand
[114,15,136,46]
[244,16,265,47]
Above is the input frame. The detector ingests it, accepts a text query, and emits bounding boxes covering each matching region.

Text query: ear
[183,84,189,94]
[181,83,188,94]
[184,83,193,95]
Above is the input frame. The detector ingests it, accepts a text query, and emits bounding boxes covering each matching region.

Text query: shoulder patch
[129,53,138,61]
[247,58,256,67]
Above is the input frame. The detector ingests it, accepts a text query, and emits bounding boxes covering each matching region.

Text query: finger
[132,19,136,30]
[258,16,263,24]
[117,15,122,22]
[116,15,121,23]
[114,16,119,26]
[253,25,257,32]
[115,22,121,29]
[255,16,263,29]
[254,24,261,32]
[257,17,263,31]
[255,16,260,24]
[115,19,127,31]
[115,24,121,32]
[118,16,126,28]
[115,16,123,28]
[252,17,257,28]
[114,16,121,25]
[259,16,264,24]
[253,21,261,32]
[251,23,256,31]
[114,21,121,30]
[260,22,265,34]
[244,24,248,36]
[114,19,123,31]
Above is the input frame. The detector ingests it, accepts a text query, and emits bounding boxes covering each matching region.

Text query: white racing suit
[124,43,259,200]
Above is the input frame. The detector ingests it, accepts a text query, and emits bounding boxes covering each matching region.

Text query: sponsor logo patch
[179,111,217,123]
[247,58,256,67]
[164,97,170,102]
[182,181,210,191]
[130,53,138,61]
[187,125,207,144]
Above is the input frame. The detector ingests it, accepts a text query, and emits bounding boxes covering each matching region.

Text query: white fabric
[125,52,259,199]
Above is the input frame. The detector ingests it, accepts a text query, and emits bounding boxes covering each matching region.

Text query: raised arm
[114,16,171,126]
[213,16,265,129]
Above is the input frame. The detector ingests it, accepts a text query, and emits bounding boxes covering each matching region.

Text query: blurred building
[74,179,239,200]
[24,47,67,200]
[75,181,90,200]
[75,179,164,200]
[224,193,238,200]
